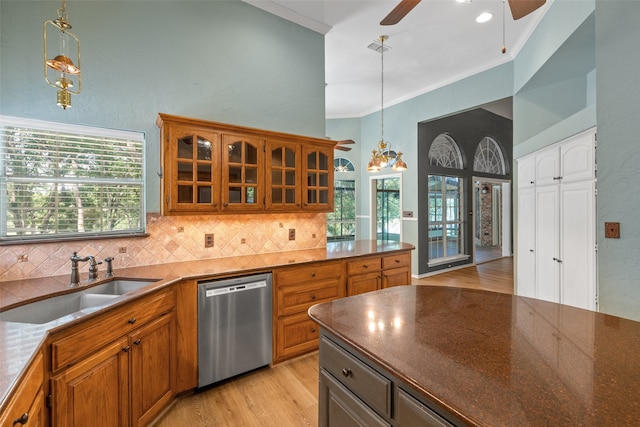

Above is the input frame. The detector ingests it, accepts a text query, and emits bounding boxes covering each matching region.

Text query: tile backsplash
[0,213,327,282]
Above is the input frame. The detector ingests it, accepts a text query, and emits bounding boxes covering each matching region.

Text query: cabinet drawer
[275,261,343,287]
[51,288,175,372]
[0,352,44,426]
[276,312,321,362]
[347,257,381,275]
[382,252,411,270]
[320,337,391,418]
[277,280,343,316]
[396,388,453,427]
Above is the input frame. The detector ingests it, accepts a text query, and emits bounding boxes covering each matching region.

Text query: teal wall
[330,0,640,321]
[595,0,640,321]
[328,62,514,274]
[0,0,325,212]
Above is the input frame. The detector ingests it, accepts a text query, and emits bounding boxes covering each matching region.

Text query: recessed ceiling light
[476,12,493,23]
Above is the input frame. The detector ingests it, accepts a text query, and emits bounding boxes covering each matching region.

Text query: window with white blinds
[0,116,145,242]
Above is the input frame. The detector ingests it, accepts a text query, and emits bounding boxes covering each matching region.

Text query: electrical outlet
[205,233,214,248]
[289,229,295,240]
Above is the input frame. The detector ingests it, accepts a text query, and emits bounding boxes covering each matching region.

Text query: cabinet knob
[363,264,368,269]
[311,294,316,300]
[223,202,228,207]
[311,272,316,277]
[122,345,130,353]
[13,413,29,425]
[310,327,316,333]
[128,318,136,324]
[134,338,142,345]
[213,202,218,207]
[341,368,352,378]
[395,259,400,263]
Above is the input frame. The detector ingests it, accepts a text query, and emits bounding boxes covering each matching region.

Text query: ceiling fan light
[476,12,493,23]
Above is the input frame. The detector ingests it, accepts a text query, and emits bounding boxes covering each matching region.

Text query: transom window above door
[473,137,506,175]
[428,134,463,169]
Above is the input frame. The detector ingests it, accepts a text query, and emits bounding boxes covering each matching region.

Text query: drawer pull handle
[395,259,400,263]
[342,368,352,378]
[13,413,29,425]
[310,327,316,333]
[311,294,316,300]
[311,272,316,277]
[122,345,130,353]
[128,318,137,324]
[134,338,142,345]
[363,264,369,268]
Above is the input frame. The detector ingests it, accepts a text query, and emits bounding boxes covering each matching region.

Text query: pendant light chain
[381,35,385,143]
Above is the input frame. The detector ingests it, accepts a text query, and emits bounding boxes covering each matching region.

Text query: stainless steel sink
[85,279,159,295]
[0,278,160,325]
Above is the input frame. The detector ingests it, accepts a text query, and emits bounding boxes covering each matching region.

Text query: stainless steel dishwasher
[197,273,272,388]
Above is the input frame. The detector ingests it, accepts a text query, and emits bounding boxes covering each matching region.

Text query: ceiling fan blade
[335,145,352,152]
[507,0,546,20]
[337,139,355,145]
[380,0,421,26]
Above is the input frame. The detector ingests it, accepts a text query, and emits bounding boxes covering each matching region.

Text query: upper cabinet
[303,144,334,211]
[157,114,335,215]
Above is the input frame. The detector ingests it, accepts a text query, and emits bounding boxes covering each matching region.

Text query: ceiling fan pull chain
[502,0,507,54]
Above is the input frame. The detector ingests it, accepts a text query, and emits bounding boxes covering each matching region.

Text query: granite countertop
[0,240,413,412]
[308,285,640,426]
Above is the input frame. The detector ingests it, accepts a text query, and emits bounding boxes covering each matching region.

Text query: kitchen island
[308,285,640,426]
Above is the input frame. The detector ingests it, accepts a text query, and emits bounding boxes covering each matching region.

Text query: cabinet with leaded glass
[163,124,221,214]
[157,113,335,215]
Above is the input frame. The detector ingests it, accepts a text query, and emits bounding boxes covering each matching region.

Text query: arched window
[428,134,463,169]
[473,137,506,175]
[334,157,355,172]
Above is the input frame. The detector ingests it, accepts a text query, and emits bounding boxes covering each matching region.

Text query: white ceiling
[245,0,551,119]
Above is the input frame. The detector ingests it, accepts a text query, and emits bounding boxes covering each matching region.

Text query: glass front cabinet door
[221,134,265,211]
[166,126,221,214]
[266,140,301,211]
[303,144,334,211]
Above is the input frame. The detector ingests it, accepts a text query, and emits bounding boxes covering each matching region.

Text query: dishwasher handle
[204,280,267,297]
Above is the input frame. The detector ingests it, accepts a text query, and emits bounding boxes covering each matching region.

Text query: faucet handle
[104,257,115,277]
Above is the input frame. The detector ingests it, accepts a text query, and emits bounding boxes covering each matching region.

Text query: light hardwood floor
[154,257,513,426]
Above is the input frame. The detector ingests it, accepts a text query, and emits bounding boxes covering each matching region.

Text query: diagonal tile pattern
[0,213,327,282]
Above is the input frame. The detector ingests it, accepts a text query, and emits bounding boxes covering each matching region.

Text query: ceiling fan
[334,139,355,151]
[380,0,547,25]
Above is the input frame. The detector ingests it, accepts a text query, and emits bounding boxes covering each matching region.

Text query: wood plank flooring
[153,257,513,426]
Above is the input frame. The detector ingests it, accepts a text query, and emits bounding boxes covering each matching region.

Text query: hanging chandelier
[44,0,81,109]
[367,35,407,173]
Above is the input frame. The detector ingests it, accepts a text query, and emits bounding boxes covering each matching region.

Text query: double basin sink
[0,279,159,325]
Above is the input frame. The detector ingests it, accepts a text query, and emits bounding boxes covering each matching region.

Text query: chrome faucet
[69,252,102,287]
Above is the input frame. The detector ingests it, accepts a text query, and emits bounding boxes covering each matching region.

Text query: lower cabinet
[318,334,456,427]
[49,289,176,427]
[0,352,45,427]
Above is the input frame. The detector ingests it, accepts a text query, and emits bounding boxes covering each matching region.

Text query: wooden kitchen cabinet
[221,134,265,211]
[0,352,45,427]
[157,113,335,215]
[303,144,334,211]
[130,313,175,427]
[381,253,411,288]
[51,337,130,427]
[162,124,222,214]
[49,288,176,427]
[273,261,344,363]
[346,257,382,296]
[266,139,301,211]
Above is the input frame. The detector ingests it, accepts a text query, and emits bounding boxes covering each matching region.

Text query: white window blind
[0,115,145,242]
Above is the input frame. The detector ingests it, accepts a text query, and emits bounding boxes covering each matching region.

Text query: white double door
[517,129,596,311]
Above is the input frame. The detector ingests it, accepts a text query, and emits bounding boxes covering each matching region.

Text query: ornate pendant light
[367,36,407,173]
[44,0,81,109]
